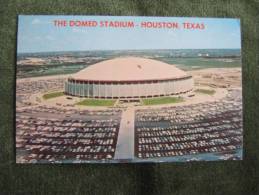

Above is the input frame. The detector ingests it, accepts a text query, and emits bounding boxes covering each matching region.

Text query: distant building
[65,57,193,99]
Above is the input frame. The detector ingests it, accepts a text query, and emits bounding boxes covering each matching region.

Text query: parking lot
[135,89,242,159]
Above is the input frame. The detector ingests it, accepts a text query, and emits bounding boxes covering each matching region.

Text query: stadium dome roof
[71,57,188,82]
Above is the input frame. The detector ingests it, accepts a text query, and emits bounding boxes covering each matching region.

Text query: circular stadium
[65,57,194,99]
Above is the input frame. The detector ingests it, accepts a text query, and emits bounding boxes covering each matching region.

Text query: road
[114,106,135,159]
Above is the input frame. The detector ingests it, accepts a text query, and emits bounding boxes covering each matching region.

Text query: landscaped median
[42,91,64,100]
[76,98,116,106]
[142,96,184,105]
[195,88,215,95]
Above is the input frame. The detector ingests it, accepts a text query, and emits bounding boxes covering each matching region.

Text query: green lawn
[142,96,184,105]
[76,99,116,106]
[42,91,64,100]
[195,89,216,95]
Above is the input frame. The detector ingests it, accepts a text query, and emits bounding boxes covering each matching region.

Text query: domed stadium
[65,57,193,99]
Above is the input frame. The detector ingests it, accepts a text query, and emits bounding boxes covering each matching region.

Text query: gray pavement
[114,106,135,159]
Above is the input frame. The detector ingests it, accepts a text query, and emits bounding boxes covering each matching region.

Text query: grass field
[76,99,116,106]
[142,96,184,105]
[42,91,64,100]
[195,89,216,95]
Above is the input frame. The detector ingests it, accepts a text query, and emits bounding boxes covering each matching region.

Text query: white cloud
[31,18,51,25]
[230,32,240,37]
[34,36,41,40]
[72,28,88,33]
[45,35,55,41]
[31,18,41,25]
[167,30,178,38]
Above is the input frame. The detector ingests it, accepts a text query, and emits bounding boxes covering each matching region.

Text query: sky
[17,15,241,53]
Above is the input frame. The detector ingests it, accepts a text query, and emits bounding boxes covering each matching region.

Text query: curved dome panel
[71,57,188,81]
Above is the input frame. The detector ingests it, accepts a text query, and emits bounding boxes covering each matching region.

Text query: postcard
[16,15,242,163]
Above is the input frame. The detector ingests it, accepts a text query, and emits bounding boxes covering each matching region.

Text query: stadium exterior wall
[64,76,193,99]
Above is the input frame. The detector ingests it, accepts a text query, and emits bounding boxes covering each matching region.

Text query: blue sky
[17,15,241,53]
